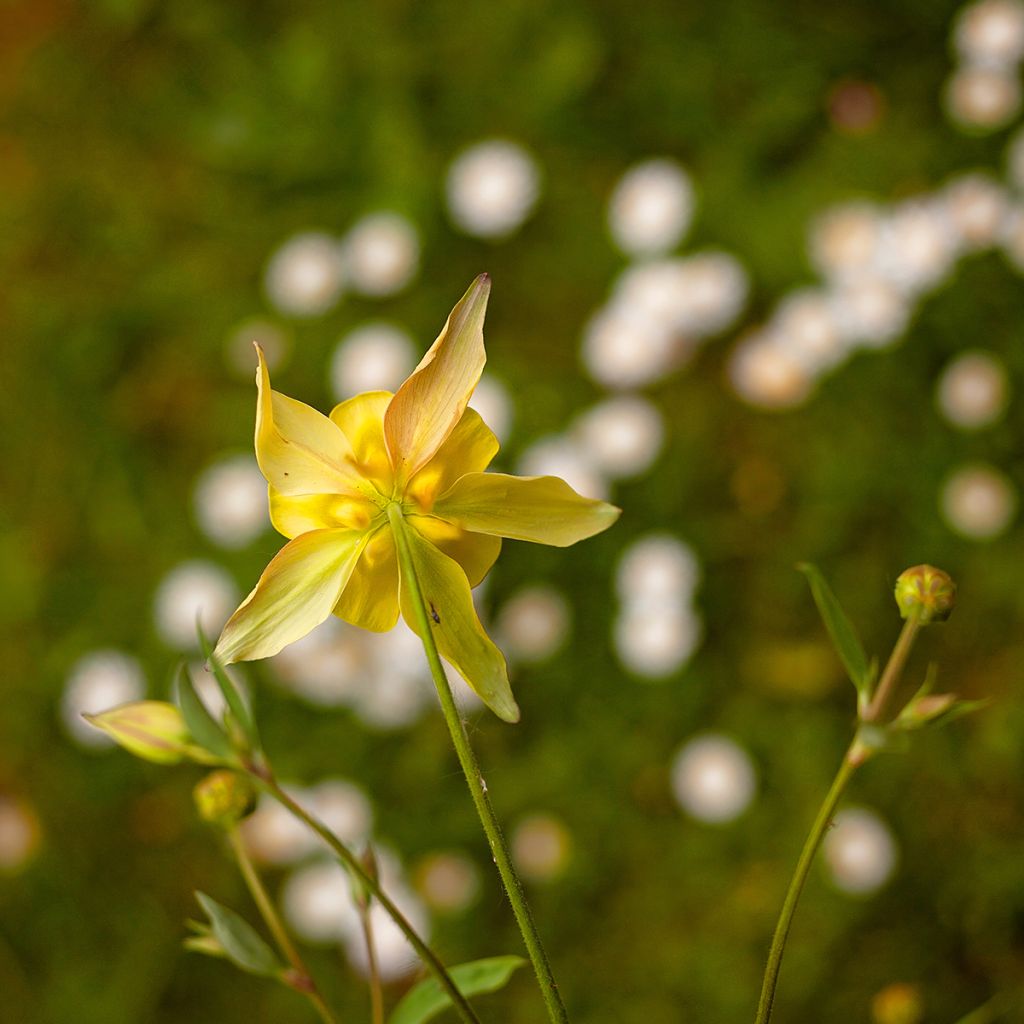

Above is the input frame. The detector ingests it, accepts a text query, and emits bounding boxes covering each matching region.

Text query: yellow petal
[397,521,519,723]
[384,275,490,486]
[333,526,400,632]
[433,473,621,547]
[270,488,380,539]
[254,344,368,498]
[329,391,395,496]
[214,529,367,664]
[407,514,501,588]
[404,407,499,513]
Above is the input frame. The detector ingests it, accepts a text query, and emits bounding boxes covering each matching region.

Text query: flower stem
[862,613,921,723]
[358,898,384,1024]
[249,772,482,1024]
[388,506,570,1024]
[226,827,339,1024]
[753,743,859,1024]
[755,611,926,1024]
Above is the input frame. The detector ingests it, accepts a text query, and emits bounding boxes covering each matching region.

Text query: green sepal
[388,956,527,1024]
[194,892,283,978]
[798,564,873,704]
[197,624,260,755]
[175,665,234,762]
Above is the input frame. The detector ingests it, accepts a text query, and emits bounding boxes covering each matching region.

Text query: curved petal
[384,275,490,486]
[254,344,367,498]
[329,391,394,496]
[270,488,380,539]
[397,521,518,723]
[404,407,499,513]
[407,514,501,588]
[333,526,400,632]
[433,473,621,547]
[214,529,368,664]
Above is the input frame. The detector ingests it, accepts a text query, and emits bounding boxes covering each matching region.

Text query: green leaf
[388,956,526,1024]
[197,625,260,753]
[175,665,234,761]
[195,892,283,977]
[798,564,872,699]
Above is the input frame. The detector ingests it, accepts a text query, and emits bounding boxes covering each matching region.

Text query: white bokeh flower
[670,734,757,824]
[572,395,665,480]
[941,463,1018,539]
[823,808,898,895]
[342,213,419,297]
[944,65,1021,131]
[265,232,345,317]
[62,650,146,748]
[153,561,238,650]
[446,140,541,239]
[608,159,695,257]
[193,455,268,549]
[329,322,416,400]
[936,350,1009,429]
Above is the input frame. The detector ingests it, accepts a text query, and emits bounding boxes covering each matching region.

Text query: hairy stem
[388,504,570,1024]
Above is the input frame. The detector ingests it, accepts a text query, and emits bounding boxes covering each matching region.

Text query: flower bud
[871,982,924,1024]
[193,771,257,828]
[84,701,193,764]
[894,565,956,623]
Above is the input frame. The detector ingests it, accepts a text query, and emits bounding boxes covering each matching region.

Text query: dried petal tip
[894,565,956,623]
[193,770,257,828]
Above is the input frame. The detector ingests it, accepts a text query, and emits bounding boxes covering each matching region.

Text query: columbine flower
[214,275,619,721]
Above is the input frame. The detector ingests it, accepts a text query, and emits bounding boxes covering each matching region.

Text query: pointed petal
[254,344,368,498]
[398,523,519,723]
[333,526,400,632]
[405,407,499,513]
[384,275,490,485]
[433,473,621,547]
[269,488,380,539]
[329,391,395,495]
[407,514,501,588]
[214,529,367,664]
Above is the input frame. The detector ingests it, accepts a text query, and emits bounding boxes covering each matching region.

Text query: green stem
[358,899,384,1024]
[862,613,922,724]
[388,504,570,1024]
[250,772,482,1024]
[754,743,860,1024]
[227,827,340,1024]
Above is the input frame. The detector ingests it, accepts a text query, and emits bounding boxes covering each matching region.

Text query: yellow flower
[214,275,620,722]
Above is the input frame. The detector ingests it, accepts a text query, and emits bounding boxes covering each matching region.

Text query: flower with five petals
[214,275,620,721]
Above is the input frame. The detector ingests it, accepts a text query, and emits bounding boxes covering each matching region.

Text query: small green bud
[84,701,193,764]
[193,771,257,827]
[894,565,956,623]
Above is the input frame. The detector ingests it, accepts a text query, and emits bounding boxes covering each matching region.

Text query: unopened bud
[84,701,193,764]
[871,982,924,1024]
[193,771,257,828]
[894,565,956,623]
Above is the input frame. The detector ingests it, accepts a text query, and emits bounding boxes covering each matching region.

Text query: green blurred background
[3,0,1024,1022]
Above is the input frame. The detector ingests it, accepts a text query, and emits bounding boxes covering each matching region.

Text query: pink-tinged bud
[193,771,257,828]
[894,565,956,623]
[84,701,192,764]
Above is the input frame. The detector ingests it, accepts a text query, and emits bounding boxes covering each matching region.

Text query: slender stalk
[227,827,339,1024]
[388,505,570,1024]
[862,612,921,723]
[358,899,384,1024]
[753,743,859,1024]
[250,772,482,1024]
[755,611,926,1023]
